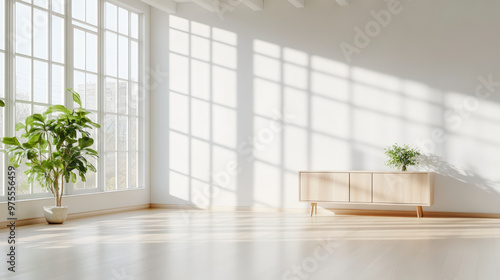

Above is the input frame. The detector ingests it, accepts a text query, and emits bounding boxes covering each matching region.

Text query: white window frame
[0,0,147,201]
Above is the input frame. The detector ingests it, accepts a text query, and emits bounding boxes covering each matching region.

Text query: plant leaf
[2,137,21,147]
[68,89,82,107]
[15,122,26,131]
[78,137,94,149]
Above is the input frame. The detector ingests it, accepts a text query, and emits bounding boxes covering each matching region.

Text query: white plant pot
[43,206,68,224]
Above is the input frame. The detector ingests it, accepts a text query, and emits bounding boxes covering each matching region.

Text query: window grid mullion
[98,0,106,192]
[29,2,34,194]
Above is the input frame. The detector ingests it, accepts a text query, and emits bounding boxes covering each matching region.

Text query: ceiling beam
[288,0,304,8]
[336,0,350,6]
[191,0,220,12]
[239,0,263,11]
[141,0,177,13]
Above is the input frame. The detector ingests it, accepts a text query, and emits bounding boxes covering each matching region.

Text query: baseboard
[0,203,151,228]
[149,203,307,213]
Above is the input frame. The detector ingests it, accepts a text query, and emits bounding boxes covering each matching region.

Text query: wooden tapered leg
[416,206,424,218]
[310,203,317,217]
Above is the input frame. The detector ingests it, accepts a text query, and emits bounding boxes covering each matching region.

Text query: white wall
[151,0,500,213]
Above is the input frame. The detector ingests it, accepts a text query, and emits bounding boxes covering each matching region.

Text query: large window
[103,2,139,191]
[0,0,5,197]
[14,0,66,196]
[1,0,144,200]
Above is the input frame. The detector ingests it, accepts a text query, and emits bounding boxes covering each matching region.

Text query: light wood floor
[1,209,500,280]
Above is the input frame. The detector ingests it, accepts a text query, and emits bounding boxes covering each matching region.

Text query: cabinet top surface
[298,171,434,174]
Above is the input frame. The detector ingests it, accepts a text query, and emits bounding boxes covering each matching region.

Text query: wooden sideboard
[299,171,434,218]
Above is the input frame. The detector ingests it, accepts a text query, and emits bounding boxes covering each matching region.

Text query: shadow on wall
[420,154,500,213]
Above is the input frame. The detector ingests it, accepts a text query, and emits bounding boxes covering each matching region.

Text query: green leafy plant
[1,89,101,206]
[384,143,421,171]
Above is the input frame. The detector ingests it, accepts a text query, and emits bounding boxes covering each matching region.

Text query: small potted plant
[384,143,421,171]
[1,90,100,224]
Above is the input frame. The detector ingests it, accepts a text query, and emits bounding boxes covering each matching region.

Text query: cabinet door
[373,173,431,205]
[373,174,403,203]
[402,173,431,204]
[300,173,349,202]
[350,173,372,203]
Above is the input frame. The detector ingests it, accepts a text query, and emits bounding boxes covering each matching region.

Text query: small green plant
[1,89,100,206]
[384,144,421,171]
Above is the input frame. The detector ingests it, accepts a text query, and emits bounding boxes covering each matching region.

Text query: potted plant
[1,90,100,224]
[384,143,421,171]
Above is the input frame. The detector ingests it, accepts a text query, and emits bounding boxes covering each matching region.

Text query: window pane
[33,104,47,114]
[0,154,3,196]
[0,0,5,50]
[33,60,48,103]
[52,64,65,105]
[74,70,85,104]
[118,81,127,114]
[118,115,127,150]
[33,181,48,193]
[130,82,138,116]
[86,0,98,26]
[130,41,138,82]
[0,53,4,98]
[105,78,117,113]
[130,117,137,151]
[75,180,84,190]
[52,15,64,64]
[86,32,97,72]
[33,0,48,9]
[17,159,30,194]
[16,103,31,138]
[16,56,32,101]
[74,29,85,70]
[88,113,98,150]
[72,0,85,22]
[118,8,128,35]
[0,106,4,149]
[33,9,48,59]
[86,157,98,189]
[16,3,32,56]
[105,31,117,76]
[118,152,128,189]
[118,36,128,79]
[86,74,98,110]
[106,153,116,191]
[130,152,138,188]
[52,0,65,15]
[105,2,117,31]
[130,13,139,39]
[105,114,116,150]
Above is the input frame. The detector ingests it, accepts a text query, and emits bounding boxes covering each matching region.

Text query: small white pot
[43,206,69,224]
